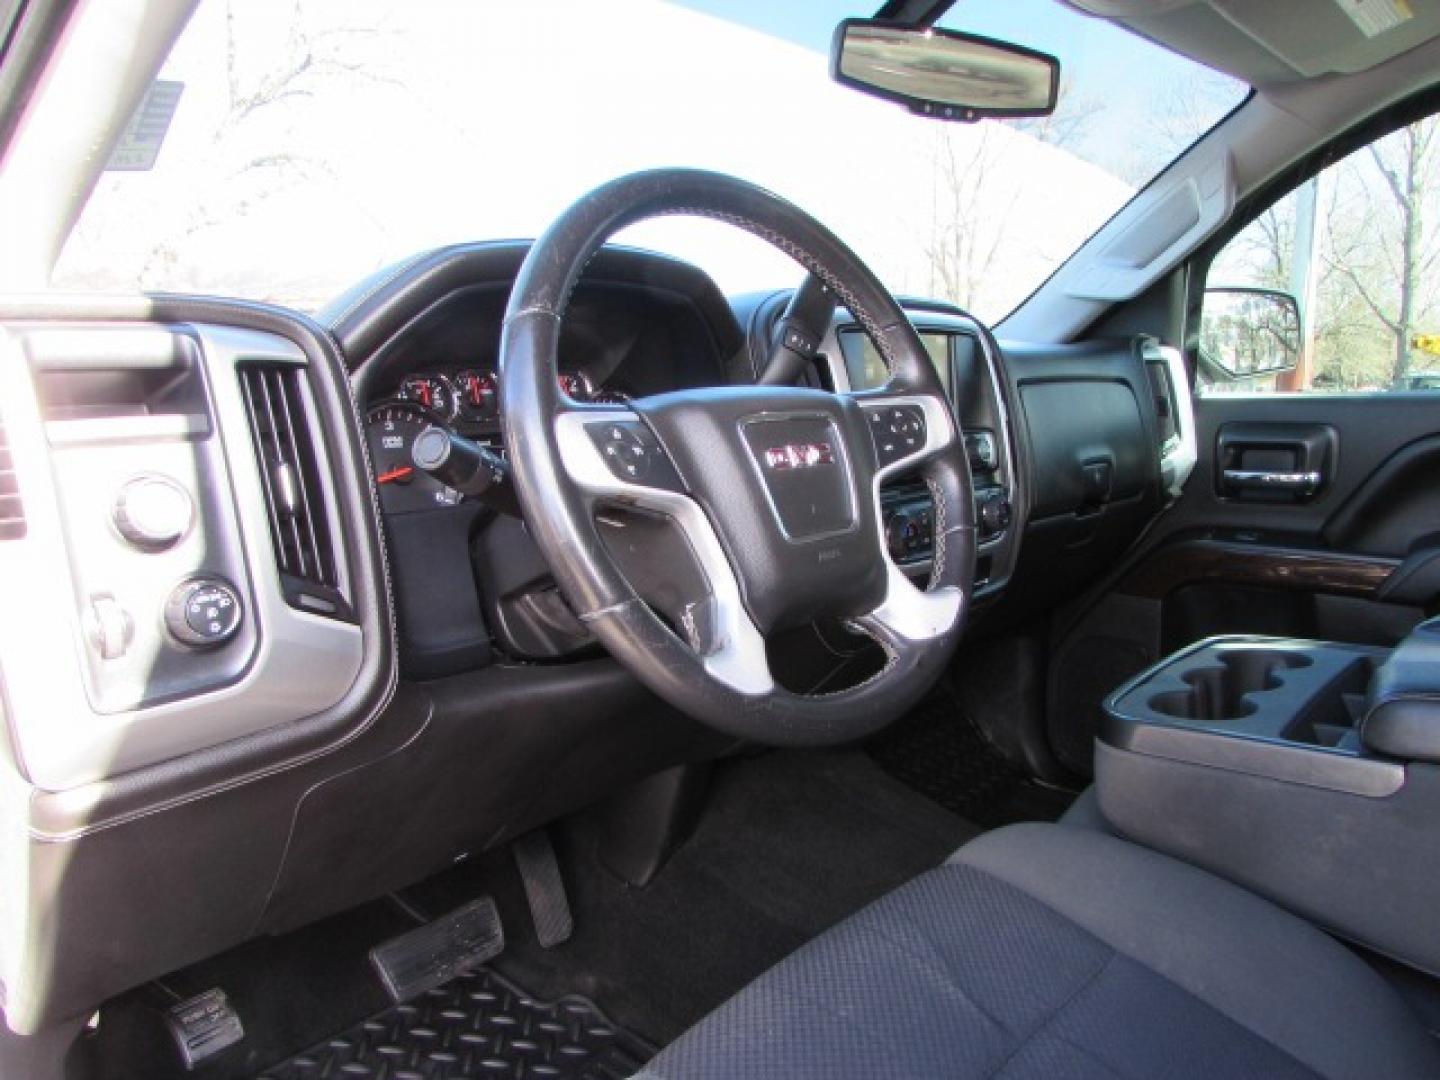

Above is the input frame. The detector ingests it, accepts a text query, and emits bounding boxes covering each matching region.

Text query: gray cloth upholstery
[1058,785,1109,832]
[636,824,1440,1080]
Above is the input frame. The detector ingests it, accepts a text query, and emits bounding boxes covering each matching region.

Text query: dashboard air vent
[0,409,26,541]
[238,364,339,597]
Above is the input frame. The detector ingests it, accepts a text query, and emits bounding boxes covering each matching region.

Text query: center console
[826,305,1020,597]
[1098,622,1440,975]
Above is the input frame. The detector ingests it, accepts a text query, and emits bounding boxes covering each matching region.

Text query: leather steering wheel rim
[500,168,976,745]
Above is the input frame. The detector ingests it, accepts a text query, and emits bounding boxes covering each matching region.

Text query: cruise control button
[584,420,685,492]
[865,404,928,467]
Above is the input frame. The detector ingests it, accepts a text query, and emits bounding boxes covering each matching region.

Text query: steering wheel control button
[585,421,683,492]
[866,404,927,467]
[112,474,194,551]
[779,323,819,358]
[165,577,243,649]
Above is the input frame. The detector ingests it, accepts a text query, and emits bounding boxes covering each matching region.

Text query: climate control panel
[882,484,1012,566]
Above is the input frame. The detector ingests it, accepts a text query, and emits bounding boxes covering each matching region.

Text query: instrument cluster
[367,367,625,514]
[393,368,625,426]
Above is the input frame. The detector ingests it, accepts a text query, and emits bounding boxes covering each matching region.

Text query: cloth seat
[636,824,1440,1079]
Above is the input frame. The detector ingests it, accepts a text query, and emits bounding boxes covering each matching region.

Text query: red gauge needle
[376,465,414,484]
[418,384,433,409]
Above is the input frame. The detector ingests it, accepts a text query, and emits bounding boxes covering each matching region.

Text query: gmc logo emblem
[764,442,835,470]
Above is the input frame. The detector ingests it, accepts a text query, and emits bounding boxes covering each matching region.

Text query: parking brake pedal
[164,988,245,1069]
[513,828,574,948]
[369,895,505,1003]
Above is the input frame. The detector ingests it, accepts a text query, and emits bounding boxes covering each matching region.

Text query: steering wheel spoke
[853,562,964,645]
[553,406,687,502]
[554,407,774,696]
[847,390,958,481]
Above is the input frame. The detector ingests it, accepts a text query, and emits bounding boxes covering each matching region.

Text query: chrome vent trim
[1142,341,1198,501]
[0,407,25,540]
[238,364,339,595]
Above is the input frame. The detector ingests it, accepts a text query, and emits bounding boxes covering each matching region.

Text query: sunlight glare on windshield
[52,0,1246,320]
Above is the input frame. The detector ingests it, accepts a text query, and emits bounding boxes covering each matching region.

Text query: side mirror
[830,19,1059,122]
[1199,288,1303,381]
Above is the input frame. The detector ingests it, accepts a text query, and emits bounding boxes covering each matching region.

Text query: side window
[1198,114,1439,395]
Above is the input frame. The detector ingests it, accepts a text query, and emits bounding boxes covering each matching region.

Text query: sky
[52,0,1229,317]
[669,0,1248,181]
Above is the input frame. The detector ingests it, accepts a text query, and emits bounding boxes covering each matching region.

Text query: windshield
[52,0,1245,320]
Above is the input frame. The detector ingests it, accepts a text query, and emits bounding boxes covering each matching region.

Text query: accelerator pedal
[513,828,575,948]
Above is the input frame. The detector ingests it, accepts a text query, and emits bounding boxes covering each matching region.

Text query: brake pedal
[369,895,505,1002]
[513,828,574,948]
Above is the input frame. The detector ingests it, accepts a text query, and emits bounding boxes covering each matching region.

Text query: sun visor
[1062,0,1440,85]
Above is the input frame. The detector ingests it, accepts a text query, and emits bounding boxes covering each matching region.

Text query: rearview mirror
[1199,288,1303,381]
[830,20,1059,121]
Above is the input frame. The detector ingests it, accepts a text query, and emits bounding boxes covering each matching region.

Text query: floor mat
[403,750,980,1047]
[869,678,1076,828]
[255,966,653,1079]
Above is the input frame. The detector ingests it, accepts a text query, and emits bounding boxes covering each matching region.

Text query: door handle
[1221,469,1323,495]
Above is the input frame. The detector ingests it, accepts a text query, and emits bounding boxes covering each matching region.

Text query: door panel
[1046,392,1440,775]
[1177,394,1440,544]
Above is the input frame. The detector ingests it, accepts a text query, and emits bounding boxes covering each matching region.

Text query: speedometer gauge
[366,402,461,513]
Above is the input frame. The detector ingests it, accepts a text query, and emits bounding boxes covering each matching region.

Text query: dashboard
[0,239,1176,1036]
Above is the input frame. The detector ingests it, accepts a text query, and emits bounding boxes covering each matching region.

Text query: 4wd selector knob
[113,474,193,551]
[164,577,243,649]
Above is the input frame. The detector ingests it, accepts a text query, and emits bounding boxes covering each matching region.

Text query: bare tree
[1013,74,1102,152]
[1323,116,1440,386]
[923,124,1016,310]
[140,0,396,298]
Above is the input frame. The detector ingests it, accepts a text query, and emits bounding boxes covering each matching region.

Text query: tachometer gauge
[454,368,498,422]
[366,402,462,513]
[399,374,456,421]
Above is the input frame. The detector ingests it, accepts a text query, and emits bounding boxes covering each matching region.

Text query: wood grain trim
[1116,539,1399,600]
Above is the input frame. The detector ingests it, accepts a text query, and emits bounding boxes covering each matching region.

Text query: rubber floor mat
[255,966,654,1079]
[869,679,1075,828]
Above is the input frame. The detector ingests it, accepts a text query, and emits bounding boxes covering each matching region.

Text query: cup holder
[1149,649,1312,722]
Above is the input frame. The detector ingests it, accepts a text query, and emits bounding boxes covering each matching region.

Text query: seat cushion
[1057,785,1109,832]
[636,824,1439,1080]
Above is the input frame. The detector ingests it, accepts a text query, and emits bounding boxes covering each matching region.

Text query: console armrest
[1097,633,1440,976]
[1364,617,1440,763]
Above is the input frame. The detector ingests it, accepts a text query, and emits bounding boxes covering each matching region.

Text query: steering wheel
[500,169,975,745]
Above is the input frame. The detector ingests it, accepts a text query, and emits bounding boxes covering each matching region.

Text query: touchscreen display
[839,330,952,395]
